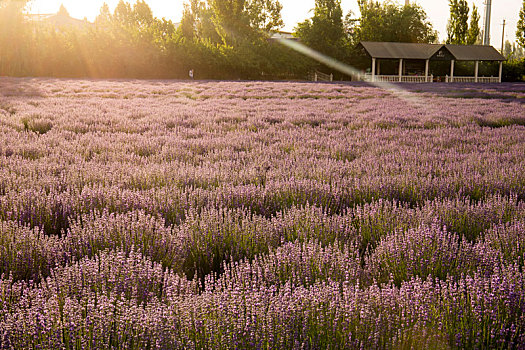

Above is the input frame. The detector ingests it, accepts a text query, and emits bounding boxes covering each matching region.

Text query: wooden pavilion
[357,42,506,83]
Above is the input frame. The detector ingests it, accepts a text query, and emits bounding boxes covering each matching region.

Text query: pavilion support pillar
[475,61,479,83]
[450,60,455,83]
[371,58,376,82]
[499,61,503,83]
[399,59,403,82]
[425,59,429,82]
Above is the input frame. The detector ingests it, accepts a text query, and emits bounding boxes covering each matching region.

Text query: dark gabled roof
[444,44,506,61]
[359,42,442,60]
[359,42,506,61]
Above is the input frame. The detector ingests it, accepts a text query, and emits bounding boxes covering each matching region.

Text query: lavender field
[0,78,525,349]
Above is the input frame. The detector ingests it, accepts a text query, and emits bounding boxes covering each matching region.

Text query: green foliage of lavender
[1,79,525,348]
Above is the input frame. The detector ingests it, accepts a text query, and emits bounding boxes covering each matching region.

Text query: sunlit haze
[27,0,521,48]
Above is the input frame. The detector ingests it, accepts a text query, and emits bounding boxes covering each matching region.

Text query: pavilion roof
[444,44,506,61]
[359,42,442,60]
[359,42,506,61]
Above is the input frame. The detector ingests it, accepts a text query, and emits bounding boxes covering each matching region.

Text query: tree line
[0,0,524,80]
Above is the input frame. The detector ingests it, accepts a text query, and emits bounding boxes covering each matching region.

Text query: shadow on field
[398,82,525,104]
[0,77,44,97]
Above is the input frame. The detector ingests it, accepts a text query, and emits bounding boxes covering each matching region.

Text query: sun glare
[27,0,185,23]
[28,1,93,19]
[28,1,115,21]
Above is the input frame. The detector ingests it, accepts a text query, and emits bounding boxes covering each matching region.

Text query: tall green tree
[354,0,436,44]
[208,0,283,45]
[208,0,250,45]
[0,0,30,75]
[134,0,154,28]
[447,0,469,44]
[114,0,134,26]
[466,3,480,44]
[294,0,346,60]
[180,0,223,44]
[518,0,525,49]
[502,40,524,60]
[246,0,283,33]
[95,3,112,26]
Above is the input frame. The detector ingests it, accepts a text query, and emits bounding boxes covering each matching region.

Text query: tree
[134,0,154,28]
[504,40,512,58]
[466,3,480,44]
[246,0,283,33]
[95,3,112,26]
[0,0,30,75]
[114,0,133,26]
[447,0,469,44]
[57,4,69,17]
[208,0,252,45]
[503,40,525,60]
[518,0,525,49]
[294,0,346,60]
[208,0,283,45]
[180,0,222,43]
[180,1,198,39]
[355,0,436,44]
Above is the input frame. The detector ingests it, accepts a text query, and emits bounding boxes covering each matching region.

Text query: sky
[27,0,521,49]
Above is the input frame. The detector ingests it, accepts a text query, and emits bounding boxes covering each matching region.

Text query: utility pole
[483,0,492,45]
[501,20,506,53]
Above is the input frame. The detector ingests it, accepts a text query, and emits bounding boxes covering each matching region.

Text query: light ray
[276,38,432,111]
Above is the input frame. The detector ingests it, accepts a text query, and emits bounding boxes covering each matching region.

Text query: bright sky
[27,0,521,49]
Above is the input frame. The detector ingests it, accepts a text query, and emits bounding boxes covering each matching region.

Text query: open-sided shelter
[357,42,506,83]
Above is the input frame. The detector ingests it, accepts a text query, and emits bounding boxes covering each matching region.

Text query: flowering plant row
[0,79,524,349]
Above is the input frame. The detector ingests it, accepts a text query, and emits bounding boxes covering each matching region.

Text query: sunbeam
[276,38,432,111]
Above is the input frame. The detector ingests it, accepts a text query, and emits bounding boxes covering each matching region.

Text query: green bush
[502,59,525,82]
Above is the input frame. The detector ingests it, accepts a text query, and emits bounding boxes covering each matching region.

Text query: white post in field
[475,61,479,82]
[372,58,376,82]
[399,59,403,82]
[498,61,503,83]
[450,60,455,82]
[425,59,429,82]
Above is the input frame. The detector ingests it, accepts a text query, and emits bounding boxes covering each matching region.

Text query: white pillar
[399,59,403,82]
[425,59,429,82]
[372,58,376,82]
[475,61,479,83]
[498,61,503,83]
[450,60,455,82]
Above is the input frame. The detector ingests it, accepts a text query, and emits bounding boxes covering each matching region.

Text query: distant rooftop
[25,11,91,28]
